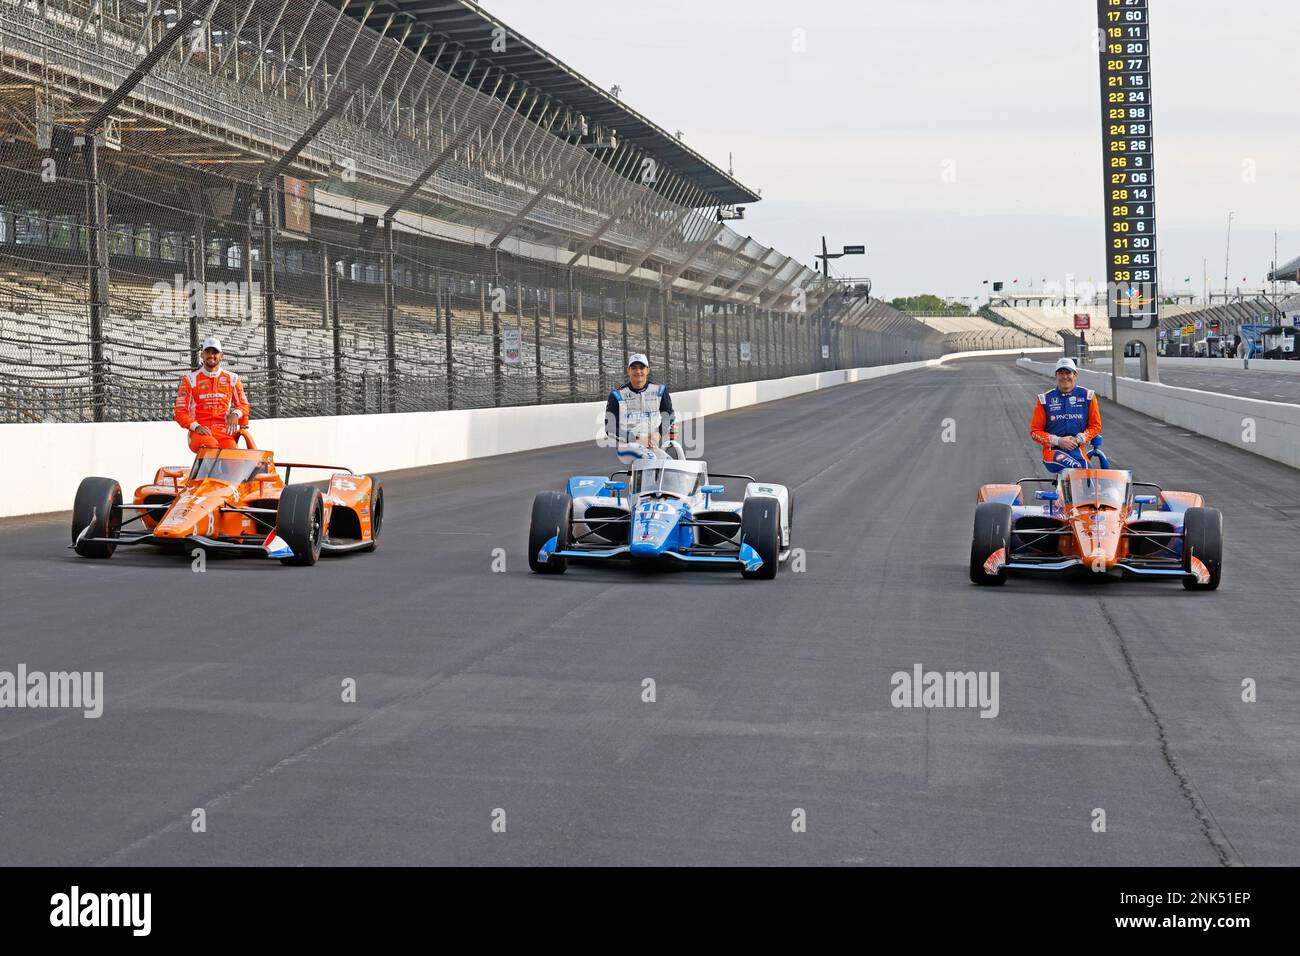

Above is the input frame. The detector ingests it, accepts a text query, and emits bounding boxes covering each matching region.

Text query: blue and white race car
[528,456,793,579]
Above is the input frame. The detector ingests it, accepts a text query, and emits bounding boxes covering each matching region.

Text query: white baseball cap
[200,335,223,352]
[1053,357,1078,373]
[627,352,649,367]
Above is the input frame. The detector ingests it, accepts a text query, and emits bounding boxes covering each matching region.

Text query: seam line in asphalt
[1097,600,1243,867]
[91,577,625,866]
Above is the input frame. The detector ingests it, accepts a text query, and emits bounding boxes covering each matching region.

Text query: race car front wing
[538,536,765,572]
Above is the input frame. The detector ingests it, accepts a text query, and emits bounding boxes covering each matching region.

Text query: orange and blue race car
[969,438,1222,590]
[69,430,383,566]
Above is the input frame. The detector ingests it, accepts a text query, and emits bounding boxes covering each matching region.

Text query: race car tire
[361,479,384,552]
[529,491,571,574]
[1181,506,1222,591]
[969,502,1012,586]
[278,485,324,566]
[784,490,795,553]
[72,477,122,559]
[740,496,780,580]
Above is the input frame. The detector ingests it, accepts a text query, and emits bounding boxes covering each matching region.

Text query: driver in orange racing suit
[1030,357,1102,473]
[174,335,250,453]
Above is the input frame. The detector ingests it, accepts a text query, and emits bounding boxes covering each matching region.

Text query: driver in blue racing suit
[1030,357,1103,473]
[605,353,679,464]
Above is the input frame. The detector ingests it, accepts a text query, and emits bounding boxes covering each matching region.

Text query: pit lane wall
[1017,358,1300,470]
[1093,356,1300,374]
[3,348,1054,518]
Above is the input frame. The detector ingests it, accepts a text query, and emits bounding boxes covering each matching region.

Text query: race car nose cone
[630,504,675,556]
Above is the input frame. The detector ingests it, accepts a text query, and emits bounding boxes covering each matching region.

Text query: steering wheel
[1086,436,1109,469]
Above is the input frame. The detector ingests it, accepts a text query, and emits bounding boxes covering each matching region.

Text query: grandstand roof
[1268,254,1300,282]
[337,0,760,207]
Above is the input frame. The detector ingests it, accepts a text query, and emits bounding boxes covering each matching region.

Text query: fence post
[318,240,330,333]
[432,266,442,334]
[759,310,769,377]
[777,309,784,376]
[444,273,455,410]
[596,284,606,394]
[621,282,629,365]
[83,133,109,422]
[724,302,733,384]
[680,296,689,389]
[534,298,542,405]
[660,290,669,385]
[642,288,653,367]
[516,279,524,392]
[568,271,578,401]
[330,266,343,415]
[695,299,704,389]
[382,215,397,412]
[260,185,280,417]
[491,269,502,407]
[190,213,206,354]
[242,209,254,325]
[710,302,718,385]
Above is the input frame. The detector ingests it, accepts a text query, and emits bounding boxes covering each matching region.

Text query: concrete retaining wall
[1017,359,1300,470]
[2,348,1056,518]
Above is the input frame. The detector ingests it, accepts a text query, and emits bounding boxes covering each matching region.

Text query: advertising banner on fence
[282,176,312,236]
[502,327,522,365]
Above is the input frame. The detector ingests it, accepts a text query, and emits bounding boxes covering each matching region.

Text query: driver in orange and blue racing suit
[1030,357,1102,474]
[174,335,251,454]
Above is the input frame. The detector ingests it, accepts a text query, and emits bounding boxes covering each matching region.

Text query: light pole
[814,236,864,370]
[1223,211,1234,301]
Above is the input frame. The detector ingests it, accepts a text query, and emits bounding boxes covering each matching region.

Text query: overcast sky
[483,0,1299,302]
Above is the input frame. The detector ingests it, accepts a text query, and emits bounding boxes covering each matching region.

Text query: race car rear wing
[273,462,354,483]
[607,470,756,483]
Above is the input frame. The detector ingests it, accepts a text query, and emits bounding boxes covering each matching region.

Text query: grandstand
[1154,296,1298,357]
[981,281,1300,359]
[987,305,1111,349]
[906,313,1045,352]
[0,0,944,424]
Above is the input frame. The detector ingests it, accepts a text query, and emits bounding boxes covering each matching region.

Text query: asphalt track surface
[1104,358,1300,404]
[1,356,1297,866]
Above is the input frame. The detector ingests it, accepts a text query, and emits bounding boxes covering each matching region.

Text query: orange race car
[69,430,383,566]
[969,438,1222,591]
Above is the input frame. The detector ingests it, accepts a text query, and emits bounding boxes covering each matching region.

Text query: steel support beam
[86,0,218,132]
[566,182,645,268]
[751,255,794,306]
[382,118,494,220]
[488,149,584,249]
[357,21,415,123]
[237,0,291,90]
[268,0,321,95]
[660,221,724,290]
[294,0,348,104]
[722,246,772,302]
[695,238,749,295]
[621,205,692,278]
